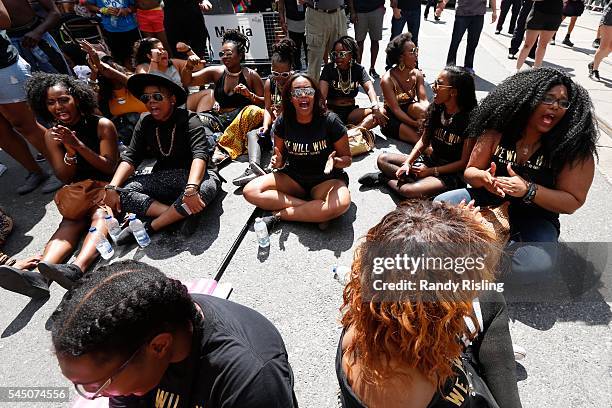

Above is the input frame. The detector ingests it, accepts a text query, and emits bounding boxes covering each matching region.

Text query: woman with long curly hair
[0,73,118,299]
[359,66,477,199]
[436,68,598,283]
[338,200,521,408]
[380,32,429,144]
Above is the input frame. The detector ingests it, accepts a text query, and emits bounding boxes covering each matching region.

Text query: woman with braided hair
[436,68,598,283]
[51,260,298,407]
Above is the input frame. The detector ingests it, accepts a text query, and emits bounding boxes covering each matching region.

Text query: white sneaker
[513,344,527,361]
[41,174,64,193]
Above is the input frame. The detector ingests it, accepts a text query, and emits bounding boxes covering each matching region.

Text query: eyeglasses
[218,50,233,58]
[541,95,570,109]
[271,70,293,79]
[291,87,316,98]
[432,79,453,89]
[406,47,419,55]
[331,50,351,59]
[139,92,165,103]
[73,345,143,400]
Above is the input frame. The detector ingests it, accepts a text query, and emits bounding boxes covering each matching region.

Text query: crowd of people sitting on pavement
[0,0,605,406]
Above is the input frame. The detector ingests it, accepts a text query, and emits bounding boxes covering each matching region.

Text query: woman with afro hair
[436,68,598,284]
[0,73,118,299]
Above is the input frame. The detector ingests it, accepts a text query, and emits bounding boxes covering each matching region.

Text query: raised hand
[271,146,284,169]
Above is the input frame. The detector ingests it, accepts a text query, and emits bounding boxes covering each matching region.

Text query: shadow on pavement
[1,295,49,337]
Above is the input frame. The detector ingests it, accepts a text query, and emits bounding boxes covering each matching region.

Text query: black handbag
[461,348,501,408]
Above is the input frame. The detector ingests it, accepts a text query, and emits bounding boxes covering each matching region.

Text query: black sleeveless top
[428,107,471,166]
[479,134,559,231]
[336,330,471,408]
[213,69,252,109]
[67,115,111,182]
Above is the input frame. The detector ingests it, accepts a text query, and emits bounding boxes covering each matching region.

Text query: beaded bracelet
[64,153,77,166]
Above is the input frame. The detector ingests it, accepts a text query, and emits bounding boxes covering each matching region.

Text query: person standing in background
[162,0,211,58]
[552,0,585,47]
[304,0,356,81]
[390,0,422,45]
[277,0,308,71]
[508,0,534,59]
[353,0,384,79]
[515,0,563,70]
[135,0,171,53]
[446,0,497,75]
[495,0,521,34]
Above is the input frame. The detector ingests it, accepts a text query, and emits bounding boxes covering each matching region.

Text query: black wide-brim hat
[127,72,187,106]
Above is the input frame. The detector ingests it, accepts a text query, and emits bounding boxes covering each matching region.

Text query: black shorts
[410,155,466,190]
[328,104,357,124]
[280,168,349,193]
[380,104,414,140]
[103,28,141,63]
[526,9,562,31]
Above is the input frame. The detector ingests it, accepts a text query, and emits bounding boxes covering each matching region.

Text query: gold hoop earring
[398,62,406,71]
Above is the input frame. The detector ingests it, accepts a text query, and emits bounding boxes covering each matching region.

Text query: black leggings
[120,168,221,217]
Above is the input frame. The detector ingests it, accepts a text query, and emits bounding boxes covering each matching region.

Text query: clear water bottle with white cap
[128,214,151,248]
[90,227,114,260]
[254,217,270,248]
[104,214,121,243]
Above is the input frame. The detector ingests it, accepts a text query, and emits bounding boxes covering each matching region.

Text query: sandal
[0,208,13,246]
[212,146,231,168]
[0,252,16,267]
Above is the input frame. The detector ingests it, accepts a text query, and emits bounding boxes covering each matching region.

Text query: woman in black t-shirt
[50,260,298,408]
[320,36,386,130]
[243,74,352,231]
[338,201,521,408]
[0,73,119,299]
[436,68,597,284]
[359,66,477,199]
[103,72,221,244]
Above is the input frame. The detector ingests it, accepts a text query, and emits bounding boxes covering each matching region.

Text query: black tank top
[68,115,111,182]
[486,135,559,231]
[336,330,471,408]
[428,107,470,166]
[213,69,252,109]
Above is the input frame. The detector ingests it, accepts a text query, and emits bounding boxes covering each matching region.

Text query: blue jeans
[391,8,421,45]
[446,15,484,69]
[9,32,72,75]
[435,188,559,284]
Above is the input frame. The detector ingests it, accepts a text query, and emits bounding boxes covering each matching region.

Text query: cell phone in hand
[181,203,192,215]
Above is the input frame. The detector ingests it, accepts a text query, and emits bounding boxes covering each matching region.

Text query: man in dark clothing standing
[496,0,521,34]
[446,0,497,75]
[508,0,534,59]
[390,0,421,45]
[164,0,211,58]
[354,0,384,78]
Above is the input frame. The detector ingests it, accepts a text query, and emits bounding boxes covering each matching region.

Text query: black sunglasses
[218,50,233,58]
[139,92,165,103]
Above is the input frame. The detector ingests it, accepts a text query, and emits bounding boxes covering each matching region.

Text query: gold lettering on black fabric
[285,139,328,156]
[493,145,550,171]
[433,129,461,145]
[155,389,180,408]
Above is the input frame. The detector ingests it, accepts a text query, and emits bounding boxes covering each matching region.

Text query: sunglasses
[432,79,453,89]
[541,95,570,109]
[406,47,419,55]
[218,50,233,58]
[73,345,143,400]
[291,87,316,98]
[139,92,166,103]
[271,70,293,79]
[331,50,351,59]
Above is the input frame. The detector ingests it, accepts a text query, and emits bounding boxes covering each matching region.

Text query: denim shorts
[0,56,30,104]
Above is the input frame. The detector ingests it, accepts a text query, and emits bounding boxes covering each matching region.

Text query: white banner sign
[203,13,269,61]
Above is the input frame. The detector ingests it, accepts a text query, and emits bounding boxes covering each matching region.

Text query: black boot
[0,265,50,298]
[38,262,83,290]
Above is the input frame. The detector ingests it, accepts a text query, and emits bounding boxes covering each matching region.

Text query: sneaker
[212,146,231,168]
[261,213,281,232]
[0,265,50,298]
[562,37,574,47]
[588,62,600,80]
[41,174,63,193]
[495,29,501,35]
[358,172,384,187]
[16,171,48,195]
[249,161,268,176]
[434,15,440,21]
[0,163,7,177]
[592,38,600,49]
[507,53,517,60]
[369,68,380,79]
[232,168,258,187]
[35,153,46,162]
[38,262,83,290]
[550,38,556,45]
[513,344,527,361]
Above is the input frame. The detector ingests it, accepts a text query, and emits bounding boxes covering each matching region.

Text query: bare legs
[0,114,43,174]
[0,102,49,159]
[516,29,555,69]
[187,89,215,112]
[243,172,351,223]
[593,25,612,71]
[377,152,446,198]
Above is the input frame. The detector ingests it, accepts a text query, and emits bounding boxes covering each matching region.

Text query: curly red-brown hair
[340,200,502,389]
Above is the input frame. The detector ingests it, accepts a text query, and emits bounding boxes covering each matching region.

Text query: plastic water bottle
[128,215,151,248]
[333,265,351,285]
[254,217,270,248]
[90,227,114,260]
[104,215,122,243]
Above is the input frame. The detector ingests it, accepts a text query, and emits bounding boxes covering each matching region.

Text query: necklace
[225,67,241,77]
[440,110,455,126]
[336,67,353,95]
[156,124,176,157]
